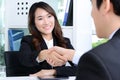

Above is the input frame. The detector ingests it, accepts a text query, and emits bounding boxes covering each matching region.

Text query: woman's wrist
[51,69,56,76]
[38,50,47,61]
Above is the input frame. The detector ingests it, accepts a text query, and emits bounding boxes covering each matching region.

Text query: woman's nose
[43,18,49,24]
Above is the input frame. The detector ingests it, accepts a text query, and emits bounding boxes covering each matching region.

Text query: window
[0,0,5,77]
[0,0,5,65]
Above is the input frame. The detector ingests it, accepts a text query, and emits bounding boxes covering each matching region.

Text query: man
[47,0,120,80]
[76,0,120,79]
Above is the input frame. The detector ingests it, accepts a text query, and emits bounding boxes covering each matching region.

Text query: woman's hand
[46,51,67,67]
[52,46,75,61]
[46,46,75,67]
[37,46,74,67]
[38,49,53,61]
[38,48,67,67]
[30,69,56,78]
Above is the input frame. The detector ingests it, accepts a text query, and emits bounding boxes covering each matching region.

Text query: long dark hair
[28,1,67,50]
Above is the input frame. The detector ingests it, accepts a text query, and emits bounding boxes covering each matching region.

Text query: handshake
[38,46,75,67]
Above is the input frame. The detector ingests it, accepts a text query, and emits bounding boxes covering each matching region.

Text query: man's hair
[96,0,120,16]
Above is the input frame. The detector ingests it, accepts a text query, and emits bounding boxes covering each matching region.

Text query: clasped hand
[38,46,71,67]
[30,46,74,77]
[46,46,74,67]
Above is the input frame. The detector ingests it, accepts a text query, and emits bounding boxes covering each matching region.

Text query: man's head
[91,0,120,38]
[96,0,120,16]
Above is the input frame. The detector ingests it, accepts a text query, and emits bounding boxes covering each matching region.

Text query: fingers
[42,47,69,67]
[29,70,46,77]
[29,71,42,77]
[54,51,67,61]
[46,58,55,66]
[30,70,56,77]
[38,49,54,61]
[46,52,67,67]
[52,46,75,61]
[52,46,66,55]
[47,59,66,67]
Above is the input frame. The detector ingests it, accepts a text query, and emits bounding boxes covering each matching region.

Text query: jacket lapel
[40,38,48,50]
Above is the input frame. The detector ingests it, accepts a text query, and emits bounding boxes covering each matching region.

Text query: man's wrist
[67,49,75,61]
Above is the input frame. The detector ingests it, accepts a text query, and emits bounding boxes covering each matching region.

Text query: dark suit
[19,35,76,77]
[76,29,120,80]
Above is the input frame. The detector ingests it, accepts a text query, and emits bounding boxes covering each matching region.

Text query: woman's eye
[38,18,42,20]
[48,15,52,18]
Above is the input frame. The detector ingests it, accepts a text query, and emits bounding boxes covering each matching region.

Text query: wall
[73,0,92,55]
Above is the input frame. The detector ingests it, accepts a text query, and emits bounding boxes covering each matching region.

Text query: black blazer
[76,29,120,80]
[19,35,76,77]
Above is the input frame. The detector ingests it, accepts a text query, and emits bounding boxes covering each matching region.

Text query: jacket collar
[112,28,120,39]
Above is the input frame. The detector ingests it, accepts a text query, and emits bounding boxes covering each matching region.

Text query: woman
[19,1,76,77]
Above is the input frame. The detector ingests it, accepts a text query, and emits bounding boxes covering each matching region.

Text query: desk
[0,76,38,80]
[0,76,75,80]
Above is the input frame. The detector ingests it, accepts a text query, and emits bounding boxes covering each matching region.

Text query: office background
[0,0,107,77]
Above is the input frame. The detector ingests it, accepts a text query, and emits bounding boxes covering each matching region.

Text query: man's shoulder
[84,40,120,64]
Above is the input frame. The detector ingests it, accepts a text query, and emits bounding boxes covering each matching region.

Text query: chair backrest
[8,29,24,51]
[4,51,29,76]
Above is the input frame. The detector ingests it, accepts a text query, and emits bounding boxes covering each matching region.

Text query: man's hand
[52,46,75,61]
[46,53,66,67]
[46,50,67,67]
[38,48,67,67]
[46,46,75,67]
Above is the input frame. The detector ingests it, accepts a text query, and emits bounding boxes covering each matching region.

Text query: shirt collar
[43,38,53,49]
[109,29,119,39]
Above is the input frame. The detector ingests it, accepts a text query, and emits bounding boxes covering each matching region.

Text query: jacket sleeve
[55,37,76,77]
[55,65,77,77]
[76,52,110,80]
[19,35,40,67]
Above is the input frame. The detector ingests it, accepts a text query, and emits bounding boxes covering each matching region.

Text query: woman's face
[34,8,55,36]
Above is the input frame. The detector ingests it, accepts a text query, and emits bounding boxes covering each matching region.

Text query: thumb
[53,46,66,55]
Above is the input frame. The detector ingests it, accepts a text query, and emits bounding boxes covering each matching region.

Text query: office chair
[8,29,24,51]
[4,51,31,76]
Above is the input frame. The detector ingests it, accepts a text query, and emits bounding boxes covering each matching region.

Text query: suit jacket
[76,29,120,80]
[19,35,76,76]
